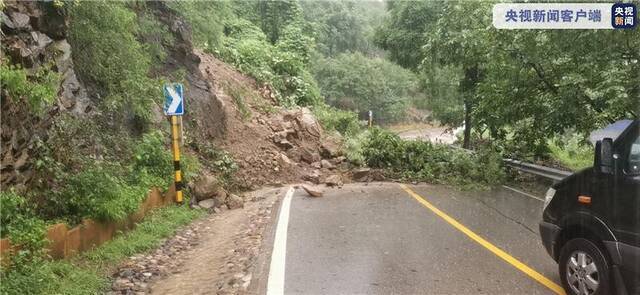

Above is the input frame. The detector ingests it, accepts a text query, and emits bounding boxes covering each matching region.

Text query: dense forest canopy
[375,0,640,154]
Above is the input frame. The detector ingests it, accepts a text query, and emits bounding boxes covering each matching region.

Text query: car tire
[559,238,611,295]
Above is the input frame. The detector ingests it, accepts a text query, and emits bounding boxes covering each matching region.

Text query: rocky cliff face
[1,1,91,189]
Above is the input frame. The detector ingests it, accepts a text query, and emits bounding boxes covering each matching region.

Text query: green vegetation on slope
[68,0,159,126]
[0,63,59,114]
[171,1,321,107]
[0,206,203,295]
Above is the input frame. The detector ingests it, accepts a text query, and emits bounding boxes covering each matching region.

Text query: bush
[60,164,148,222]
[136,9,174,65]
[362,128,504,187]
[0,191,48,267]
[313,105,362,136]
[68,0,157,125]
[132,131,173,188]
[0,62,59,114]
[168,1,232,52]
[58,129,181,223]
[207,149,238,186]
[218,18,320,107]
[0,258,105,295]
[344,130,370,166]
[547,133,593,171]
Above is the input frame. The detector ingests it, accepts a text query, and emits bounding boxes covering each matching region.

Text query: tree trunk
[463,98,471,149]
[461,64,480,149]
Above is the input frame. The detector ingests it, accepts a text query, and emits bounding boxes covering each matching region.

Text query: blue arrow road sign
[163,83,184,116]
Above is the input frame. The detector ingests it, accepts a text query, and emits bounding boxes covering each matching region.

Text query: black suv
[540,119,639,295]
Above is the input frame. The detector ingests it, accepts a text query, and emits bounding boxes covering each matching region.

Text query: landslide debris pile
[194,51,346,188]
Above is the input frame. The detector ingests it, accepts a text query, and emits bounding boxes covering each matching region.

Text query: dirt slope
[192,51,345,189]
[148,1,346,191]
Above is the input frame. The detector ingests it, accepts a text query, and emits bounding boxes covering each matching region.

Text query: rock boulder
[193,173,220,201]
[226,194,244,210]
[301,185,323,197]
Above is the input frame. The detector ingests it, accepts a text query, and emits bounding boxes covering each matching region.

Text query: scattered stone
[311,161,321,169]
[303,170,321,184]
[272,130,295,150]
[9,12,30,30]
[296,108,322,138]
[320,142,340,158]
[371,170,386,181]
[279,154,292,166]
[320,159,335,170]
[108,189,278,295]
[1,12,15,29]
[119,268,134,278]
[276,139,294,150]
[31,31,52,50]
[213,188,228,208]
[352,168,371,181]
[193,173,220,201]
[198,199,215,209]
[333,156,347,164]
[13,151,28,170]
[133,282,148,291]
[301,185,323,197]
[226,194,244,210]
[300,147,321,164]
[112,278,134,291]
[324,174,343,187]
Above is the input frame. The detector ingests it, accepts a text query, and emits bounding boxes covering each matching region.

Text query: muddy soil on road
[150,188,281,295]
[110,187,284,295]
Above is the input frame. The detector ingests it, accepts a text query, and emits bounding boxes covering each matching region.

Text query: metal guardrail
[502,158,572,181]
[444,143,572,182]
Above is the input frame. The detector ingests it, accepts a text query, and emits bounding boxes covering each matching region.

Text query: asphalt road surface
[261,182,564,295]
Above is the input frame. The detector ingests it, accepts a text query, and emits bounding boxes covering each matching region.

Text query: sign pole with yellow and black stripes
[164,83,185,204]
[170,115,183,204]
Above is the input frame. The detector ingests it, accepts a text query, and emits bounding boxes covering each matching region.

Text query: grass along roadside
[547,139,593,172]
[0,205,204,295]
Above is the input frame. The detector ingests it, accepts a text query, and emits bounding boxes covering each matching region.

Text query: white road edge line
[267,186,295,295]
[502,185,544,202]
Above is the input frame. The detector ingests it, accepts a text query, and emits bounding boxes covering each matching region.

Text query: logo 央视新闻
[612,3,636,29]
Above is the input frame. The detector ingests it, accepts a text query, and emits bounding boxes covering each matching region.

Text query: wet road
[264,182,563,295]
[396,126,457,144]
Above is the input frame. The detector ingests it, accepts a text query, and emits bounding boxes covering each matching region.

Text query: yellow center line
[399,184,566,295]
